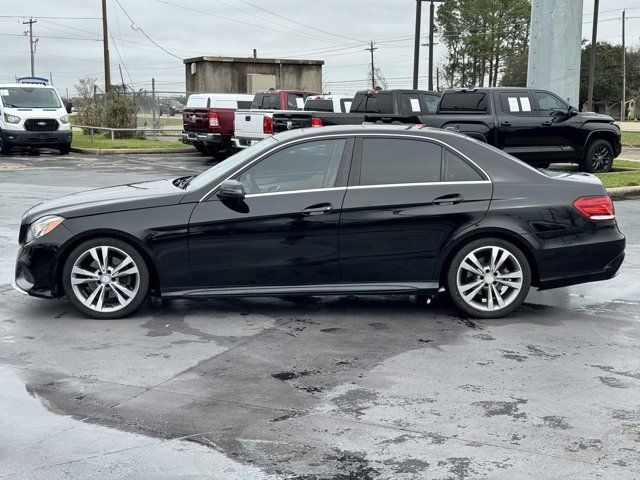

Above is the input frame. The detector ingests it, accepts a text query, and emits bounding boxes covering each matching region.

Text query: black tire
[62,237,150,319]
[581,139,614,173]
[58,143,71,155]
[195,144,207,155]
[0,139,11,155]
[446,237,531,319]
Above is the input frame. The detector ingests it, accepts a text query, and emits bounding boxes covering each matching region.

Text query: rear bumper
[1,128,72,148]
[530,224,626,290]
[181,131,221,145]
[232,136,265,149]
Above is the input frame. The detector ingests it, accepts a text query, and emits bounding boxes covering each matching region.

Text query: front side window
[359,138,441,186]
[420,93,440,113]
[398,93,422,114]
[237,139,346,194]
[0,87,61,108]
[533,92,568,115]
[287,94,305,110]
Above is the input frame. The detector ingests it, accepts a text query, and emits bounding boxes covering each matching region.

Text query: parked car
[232,89,318,149]
[13,125,624,320]
[275,87,622,173]
[0,77,72,155]
[181,93,254,158]
[158,100,184,116]
[273,88,439,133]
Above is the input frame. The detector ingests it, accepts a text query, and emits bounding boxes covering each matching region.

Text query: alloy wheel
[591,145,612,172]
[455,246,523,312]
[70,245,140,313]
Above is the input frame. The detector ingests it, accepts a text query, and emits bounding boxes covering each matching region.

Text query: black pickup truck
[274,87,622,173]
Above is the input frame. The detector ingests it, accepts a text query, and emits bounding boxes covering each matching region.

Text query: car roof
[271,124,468,143]
[0,83,54,88]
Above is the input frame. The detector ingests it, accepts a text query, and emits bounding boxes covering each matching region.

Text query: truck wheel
[58,143,71,155]
[446,238,531,319]
[0,139,11,155]
[195,144,207,155]
[581,139,614,173]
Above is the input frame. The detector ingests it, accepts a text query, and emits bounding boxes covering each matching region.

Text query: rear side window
[439,92,488,112]
[443,150,484,182]
[398,93,423,114]
[287,94,305,110]
[420,93,439,113]
[359,138,441,185]
[499,93,532,115]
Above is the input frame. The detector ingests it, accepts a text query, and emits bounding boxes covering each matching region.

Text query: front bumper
[1,128,72,148]
[14,223,75,299]
[181,131,220,145]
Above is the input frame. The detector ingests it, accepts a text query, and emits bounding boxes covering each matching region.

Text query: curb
[607,185,640,200]
[70,146,195,155]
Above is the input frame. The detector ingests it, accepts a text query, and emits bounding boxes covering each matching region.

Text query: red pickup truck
[181,93,254,158]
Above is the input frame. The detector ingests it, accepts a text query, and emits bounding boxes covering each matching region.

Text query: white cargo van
[0,78,72,155]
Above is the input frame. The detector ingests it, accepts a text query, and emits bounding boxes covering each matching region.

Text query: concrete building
[184,56,324,94]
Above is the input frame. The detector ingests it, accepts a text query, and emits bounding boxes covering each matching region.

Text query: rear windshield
[351,93,393,113]
[0,87,61,108]
[439,92,488,112]
[252,94,280,110]
[304,99,333,112]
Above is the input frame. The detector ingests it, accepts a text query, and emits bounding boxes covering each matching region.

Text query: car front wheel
[446,238,531,318]
[62,238,150,319]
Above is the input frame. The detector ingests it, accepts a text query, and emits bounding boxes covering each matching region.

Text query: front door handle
[500,121,512,127]
[302,203,333,215]
[541,121,552,126]
[433,194,463,205]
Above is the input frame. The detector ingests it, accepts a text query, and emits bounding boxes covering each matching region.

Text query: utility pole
[412,0,422,89]
[427,0,435,90]
[621,10,626,121]
[118,64,125,92]
[151,77,157,129]
[22,18,37,77]
[366,41,377,89]
[586,0,599,112]
[101,0,111,93]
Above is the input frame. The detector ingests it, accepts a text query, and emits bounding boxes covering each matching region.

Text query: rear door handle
[500,121,512,127]
[433,194,463,205]
[541,121,552,126]
[302,203,333,215]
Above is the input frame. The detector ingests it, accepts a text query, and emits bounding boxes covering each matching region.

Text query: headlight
[59,115,69,124]
[4,113,20,124]
[26,215,64,243]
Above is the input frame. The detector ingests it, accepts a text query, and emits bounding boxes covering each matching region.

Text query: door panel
[531,91,578,159]
[339,183,492,282]
[189,190,346,287]
[495,91,540,160]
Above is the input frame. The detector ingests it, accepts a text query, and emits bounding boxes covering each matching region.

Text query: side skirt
[162,282,440,298]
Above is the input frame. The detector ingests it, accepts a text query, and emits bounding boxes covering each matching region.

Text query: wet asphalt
[0,149,639,479]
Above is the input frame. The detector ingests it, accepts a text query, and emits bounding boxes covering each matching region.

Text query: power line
[114,0,182,60]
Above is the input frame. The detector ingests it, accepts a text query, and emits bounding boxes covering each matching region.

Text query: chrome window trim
[348,180,490,190]
[245,186,347,198]
[198,132,492,202]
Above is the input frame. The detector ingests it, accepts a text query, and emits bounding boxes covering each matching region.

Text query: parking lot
[1,150,639,479]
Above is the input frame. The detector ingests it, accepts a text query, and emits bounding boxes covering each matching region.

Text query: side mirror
[217,179,245,200]
[569,106,578,117]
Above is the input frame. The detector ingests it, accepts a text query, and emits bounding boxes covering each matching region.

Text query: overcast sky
[0,0,638,97]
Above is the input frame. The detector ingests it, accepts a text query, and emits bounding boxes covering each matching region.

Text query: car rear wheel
[58,142,71,155]
[62,237,149,319]
[582,139,614,173]
[446,238,531,318]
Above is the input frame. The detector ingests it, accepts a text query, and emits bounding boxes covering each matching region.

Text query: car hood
[22,178,186,224]
[580,111,615,123]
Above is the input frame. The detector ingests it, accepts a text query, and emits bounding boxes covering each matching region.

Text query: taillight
[208,112,219,128]
[573,195,615,221]
[311,117,323,127]
[263,115,273,134]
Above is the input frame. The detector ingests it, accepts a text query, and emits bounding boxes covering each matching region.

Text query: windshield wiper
[173,175,196,189]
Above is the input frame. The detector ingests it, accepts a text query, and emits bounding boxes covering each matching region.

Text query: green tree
[579,42,640,112]
[437,0,530,88]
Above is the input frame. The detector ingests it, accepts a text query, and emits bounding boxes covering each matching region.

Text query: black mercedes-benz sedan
[13,125,625,319]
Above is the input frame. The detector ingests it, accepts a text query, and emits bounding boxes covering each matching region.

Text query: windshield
[186,137,279,190]
[0,87,61,108]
